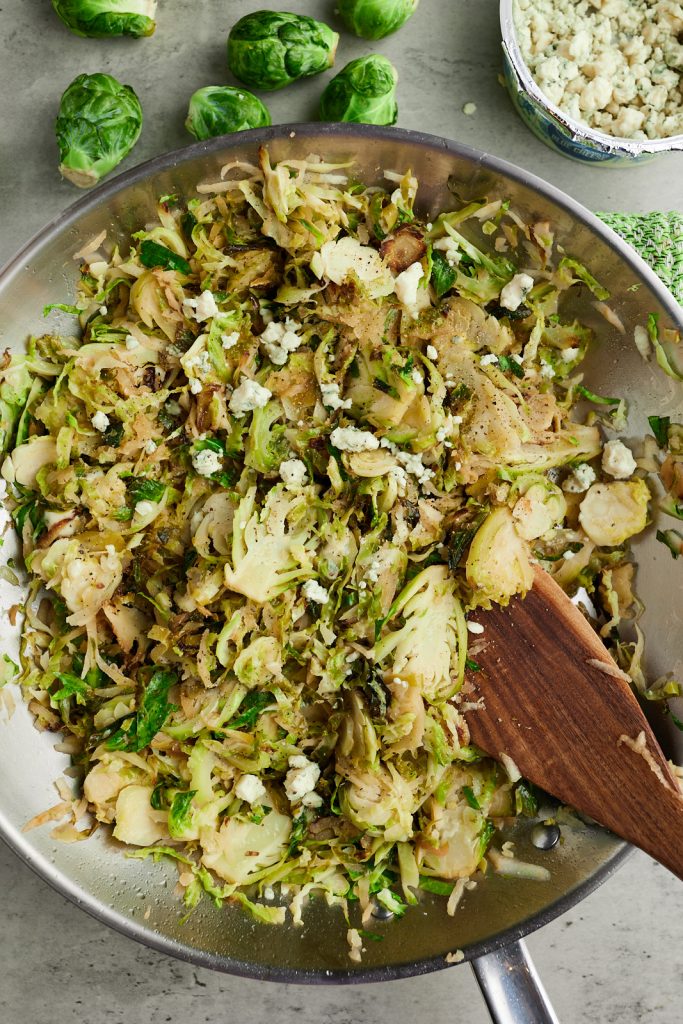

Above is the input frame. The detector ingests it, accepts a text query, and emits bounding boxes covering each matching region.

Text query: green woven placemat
[598,211,683,305]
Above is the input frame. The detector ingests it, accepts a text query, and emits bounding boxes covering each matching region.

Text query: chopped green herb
[462,785,480,809]
[497,354,525,378]
[648,415,670,448]
[430,249,457,298]
[419,875,455,896]
[669,711,683,732]
[139,240,191,275]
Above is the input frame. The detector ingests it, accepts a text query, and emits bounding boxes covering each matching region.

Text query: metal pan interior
[0,124,680,982]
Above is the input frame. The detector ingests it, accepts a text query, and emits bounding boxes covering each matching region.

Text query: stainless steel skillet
[0,124,681,1022]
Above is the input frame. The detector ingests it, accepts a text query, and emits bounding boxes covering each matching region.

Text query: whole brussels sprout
[185,86,271,141]
[227,10,339,91]
[55,73,143,188]
[319,55,398,126]
[51,0,157,37]
[338,0,419,39]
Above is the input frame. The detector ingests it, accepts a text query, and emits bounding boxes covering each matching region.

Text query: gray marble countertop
[0,2,681,1023]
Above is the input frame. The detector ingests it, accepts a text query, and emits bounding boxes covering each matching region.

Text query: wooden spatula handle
[465,566,683,881]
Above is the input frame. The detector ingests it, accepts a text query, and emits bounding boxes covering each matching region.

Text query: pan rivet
[372,903,393,920]
[531,823,560,850]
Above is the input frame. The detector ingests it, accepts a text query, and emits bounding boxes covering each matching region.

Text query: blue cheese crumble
[330,426,380,452]
[514,0,683,140]
[229,379,272,417]
[602,438,637,479]
[192,449,222,477]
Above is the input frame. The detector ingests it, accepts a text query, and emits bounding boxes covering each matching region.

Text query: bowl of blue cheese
[501,0,683,164]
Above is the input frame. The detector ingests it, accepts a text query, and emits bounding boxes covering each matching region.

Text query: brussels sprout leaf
[648,313,683,382]
[107,669,177,751]
[656,529,682,559]
[126,476,166,504]
[43,303,81,317]
[287,810,308,856]
[558,257,609,300]
[418,875,455,895]
[576,385,620,405]
[230,691,273,730]
[168,790,197,838]
[51,671,91,704]
[514,780,540,817]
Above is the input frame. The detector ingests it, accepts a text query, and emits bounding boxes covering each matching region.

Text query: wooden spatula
[463,564,683,881]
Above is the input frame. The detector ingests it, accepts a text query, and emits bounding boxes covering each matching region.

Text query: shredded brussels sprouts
[1,147,676,937]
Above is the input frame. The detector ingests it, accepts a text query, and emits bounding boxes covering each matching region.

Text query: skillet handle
[470,940,559,1024]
